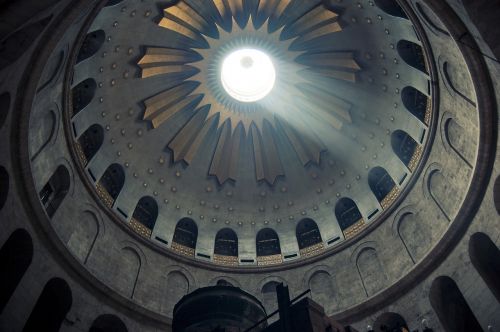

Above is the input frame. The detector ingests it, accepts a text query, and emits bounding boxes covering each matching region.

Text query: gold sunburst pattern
[138,0,361,185]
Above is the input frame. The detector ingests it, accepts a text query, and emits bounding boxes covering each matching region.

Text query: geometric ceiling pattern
[138,0,361,185]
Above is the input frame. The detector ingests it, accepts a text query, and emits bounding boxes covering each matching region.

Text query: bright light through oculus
[221,49,276,103]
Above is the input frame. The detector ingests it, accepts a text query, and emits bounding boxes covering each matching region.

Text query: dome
[66,0,435,268]
[0,0,498,331]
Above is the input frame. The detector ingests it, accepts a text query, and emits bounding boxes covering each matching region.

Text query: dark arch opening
[78,124,104,165]
[429,276,483,332]
[0,92,10,129]
[23,278,73,332]
[0,16,52,71]
[256,228,281,257]
[373,312,408,332]
[335,197,363,232]
[391,130,419,169]
[469,232,500,303]
[397,40,427,73]
[173,218,198,249]
[368,167,396,203]
[39,165,70,217]
[104,0,125,6]
[72,78,97,116]
[214,228,238,257]
[89,314,128,332]
[0,229,33,314]
[401,86,429,124]
[132,196,158,230]
[77,30,105,63]
[99,163,125,205]
[296,218,322,250]
[374,0,408,18]
[0,166,9,210]
[216,279,233,287]
[461,0,500,60]
[494,176,500,214]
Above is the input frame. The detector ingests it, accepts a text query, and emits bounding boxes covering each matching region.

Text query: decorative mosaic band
[171,242,195,258]
[257,254,283,266]
[343,218,366,240]
[299,242,325,258]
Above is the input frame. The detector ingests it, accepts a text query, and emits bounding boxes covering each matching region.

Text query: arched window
[23,278,73,332]
[429,276,483,332]
[214,228,238,255]
[256,228,282,265]
[373,312,409,332]
[397,40,427,73]
[78,124,104,166]
[368,167,397,209]
[89,314,128,332]
[335,198,364,239]
[97,163,125,207]
[374,0,408,18]
[39,165,70,217]
[130,196,158,238]
[391,130,420,171]
[72,78,97,116]
[469,232,500,303]
[0,229,33,314]
[77,30,105,63]
[296,218,323,256]
[401,86,430,125]
[0,166,9,210]
[172,218,198,257]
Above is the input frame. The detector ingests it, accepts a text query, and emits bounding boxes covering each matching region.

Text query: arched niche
[77,124,104,166]
[391,130,421,171]
[309,271,336,312]
[356,247,387,297]
[373,312,409,332]
[39,165,70,218]
[97,163,125,208]
[77,30,105,63]
[296,218,323,257]
[0,166,9,210]
[0,92,10,129]
[23,278,72,332]
[172,218,198,257]
[335,197,364,239]
[66,210,100,264]
[444,117,475,167]
[401,86,430,125]
[72,78,97,116]
[114,246,141,298]
[89,314,128,332]
[164,271,189,315]
[397,212,431,263]
[469,232,500,303]
[368,166,397,209]
[261,281,280,316]
[0,229,33,314]
[427,169,457,220]
[29,109,57,161]
[374,0,408,18]
[429,276,483,332]
[256,228,282,265]
[214,228,238,265]
[131,196,158,238]
[0,16,53,71]
[397,40,427,73]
